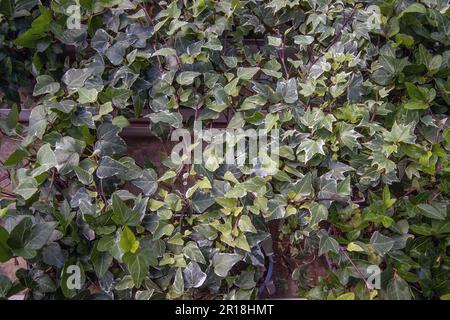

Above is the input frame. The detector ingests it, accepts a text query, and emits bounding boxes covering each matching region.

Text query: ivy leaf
[339,123,362,149]
[74,166,93,185]
[192,191,215,213]
[176,71,201,85]
[384,122,416,144]
[132,169,158,196]
[42,243,65,268]
[387,275,413,300]
[37,143,57,167]
[237,67,260,80]
[238,215,257,233]
[336,292,355,300]
[309,202,328,226]
[0,274,12,298]
[292,173,313,198]
[233,233,251,252]
[91,29,110,54]
[91,245,113,278]
[112,194,142,227]
[172,267,184,294]
[97,156,127,179]
[298,139,325,162]
[0,104,19,135]
[183,261,206,288]
[212,253,243,277]
[148,111,183,128]
[119,226,140,254]
[276,78,298,103]
[3,147,28,167]
[23,105,47,146]
[33,75,60,96]
[25,222,57,250]
[15,6,52,48]
[182,242,206,264]
[404,100,429,110]
[0,226,12,263]
[318,230,340,255]
[417,203,447,220]
[123,252,148,288]
[14,177,38,200]
[62,68,92,90]
[78,88,98,104]
[370,231,394,256]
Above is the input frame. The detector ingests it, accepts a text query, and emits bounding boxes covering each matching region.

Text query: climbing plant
[0,0,449,300]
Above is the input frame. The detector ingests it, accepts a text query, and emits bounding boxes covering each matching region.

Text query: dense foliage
[0,0,449,300]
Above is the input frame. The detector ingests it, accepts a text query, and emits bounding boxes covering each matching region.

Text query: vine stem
[279,33,289,79]
[139,3,164,74]
[308,5,358,71]
[340,247,372,293]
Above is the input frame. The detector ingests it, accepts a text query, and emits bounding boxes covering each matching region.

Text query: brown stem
[308,6,358,71]
[340,247,372,293]
[279,33,289,79]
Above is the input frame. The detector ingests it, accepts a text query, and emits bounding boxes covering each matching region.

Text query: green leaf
[0,104,19,135]
[370,231,394,256]
[212,253,243,277]
[33,75,60,96]
[176,71,201,85]
[112,194,142,226]
[404,100,429,110]
[123,252,149,288]
[0,274,12,298]
[132,169,158,196]
[309,202,328,226]
[0,226,12,263]
[417,203,447,220]
[318,230,340,255]
[152,48,177,56]
[14,177,38,200]
[97,235,115,252]
[387,275,412,300]
[292,173,313,198]
[3,147,28,167]
[238,215,257,233]
[91,246,113,278]
[42,243,65,268]
[298,139,325,162]
[237,67,260,80]
[148,111,183,128]
[36,143,57,172]
[336,292,355,300]
[192,191,215,213]
[276,78,298,104]
[400,3,426,16]
[97,156,127,179]
[384,122,415,144]
[23,105,47,146]
[74,166,93,185]
[183,261,206,288]
[172,267,184,294]
[182,241,206,264]
[339,123,362,149]
[15,6,52,48]
[267,36,281,46]
[119,226,140,253]
[78,88,98,103]
[62,68,92,90]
